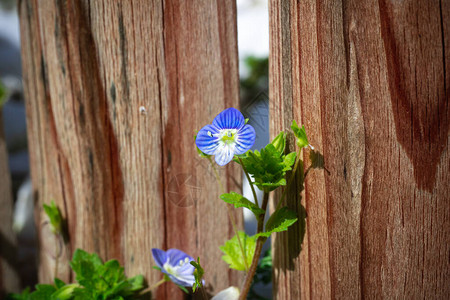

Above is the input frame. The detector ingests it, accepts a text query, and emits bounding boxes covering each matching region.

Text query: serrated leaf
[238,136,293,192]
[220,231,256,271]
[220,192,265,216]
[51,284,78,300]
[43,201,62,234]
[126,275,145,292]
[270,132,286,154]
[54,278,65,289]
[291,120,309,149]
[31,284,57,300]
[256,207,298,238]
[283,152,296,170]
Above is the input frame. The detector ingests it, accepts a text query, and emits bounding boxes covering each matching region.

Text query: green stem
[209,158,249,272]
[275,149,302,211]
[139,278,167,295]
[54,234,59,278]
[238,192,269,300]
[238,157,259,208]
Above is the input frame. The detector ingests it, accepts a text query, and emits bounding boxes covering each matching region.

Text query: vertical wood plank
[19,0,241,297]
[0,110,20,295]
[269,0,449,298]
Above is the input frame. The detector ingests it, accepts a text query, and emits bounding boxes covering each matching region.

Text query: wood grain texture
[0,110,20,295]
[269,0,449,299]
[19,0,241,298]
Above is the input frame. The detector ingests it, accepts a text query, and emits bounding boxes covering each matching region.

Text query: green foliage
[240,56,268,103]
[220,231,256,271]
[256,207,298,238]
[291,120,309,149]
[237,133,296,192]
[43,201,63,235]
[70,249,144,298]
[6,287,30,300]
[220,192,265,217]
[7,249,145,300]
[270,132,286,154]
[0,79,6,107]
[190,257,204,293]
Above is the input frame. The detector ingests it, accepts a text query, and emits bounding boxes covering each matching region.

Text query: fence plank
[269,0,449,299]
[19,0,241,298]
[0,109,20,296]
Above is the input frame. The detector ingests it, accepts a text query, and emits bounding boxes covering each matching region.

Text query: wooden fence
[270,0,449,299]
[3,0,447,299]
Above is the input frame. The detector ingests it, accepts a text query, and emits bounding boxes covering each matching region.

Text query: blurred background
[0,0,270,298]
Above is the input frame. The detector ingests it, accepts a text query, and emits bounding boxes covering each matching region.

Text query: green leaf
[54,278,65,289]
[291,120,309,149]
[256,207,298,238]
[6,287,31,300]
[237,139,294,192]
[283,152,296,170]
[190,257,204,292]
[126,275,145,293]
[69,248,144,298]
[51,284,79,300]
[176,284,189,294]
[0,80,6,108]
[220,192,265,216]
[43,201,63,235]
[270,132,286,154]
[31,284,57,300]
[220,231,256,271]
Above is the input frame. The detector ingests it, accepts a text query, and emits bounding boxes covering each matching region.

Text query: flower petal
[168,273,196,287]
[212,286,240,300]
[235,124,256,155]
[177,263,195,276]
[215,143,235,166]
[213,108,245,130]
[151,248,167,269]
[166,248,194,265]
[196,124,221,155]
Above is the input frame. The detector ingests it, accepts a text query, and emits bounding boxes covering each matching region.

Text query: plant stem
[139,278,167,295]
[238,157,259,208]
[275,149,302,211]
[238,192,269,300]
[209,158,249,271]
[54,234,59,278]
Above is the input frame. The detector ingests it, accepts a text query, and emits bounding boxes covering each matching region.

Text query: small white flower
[211,286,240,300]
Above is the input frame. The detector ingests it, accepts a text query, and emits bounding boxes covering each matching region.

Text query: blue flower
[196,108,256,166]
[152,248,196,287]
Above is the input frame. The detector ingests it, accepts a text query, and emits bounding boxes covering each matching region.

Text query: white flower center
[163,257,191,277]
[219,129,238,144]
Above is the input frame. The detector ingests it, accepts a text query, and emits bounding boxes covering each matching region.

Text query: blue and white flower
[152,248,196,287]
[196,108,256,166]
